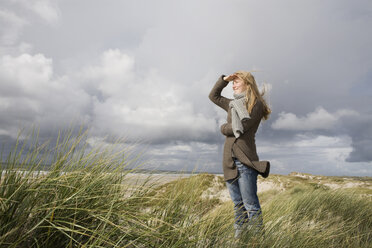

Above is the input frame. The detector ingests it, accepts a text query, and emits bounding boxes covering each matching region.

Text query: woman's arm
[208,75,231,112]
[220,123,234,137]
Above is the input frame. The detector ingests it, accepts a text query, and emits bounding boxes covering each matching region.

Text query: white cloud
[0,129,10,136]
[0,9,28,45]
[0,0,60,50]
[144,141,220,172]
[11,0,60,23]
[0,49,218,145]
[29,0,60,23]
[0,53,53,96]
[0,52,91,134]
[271,107,359,131]
[78,49,217,142]
[148,144,193,156]
[294,134,349,148]
[79,49,135,98]
[258,134,372,176]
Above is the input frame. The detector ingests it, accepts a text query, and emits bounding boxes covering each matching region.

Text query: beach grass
[1,129,371,247]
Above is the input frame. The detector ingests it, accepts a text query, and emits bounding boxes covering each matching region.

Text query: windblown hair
[235,70,271,120]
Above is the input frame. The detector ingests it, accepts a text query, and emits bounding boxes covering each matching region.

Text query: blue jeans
[226,158,263,230]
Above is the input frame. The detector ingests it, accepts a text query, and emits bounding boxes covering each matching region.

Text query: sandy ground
[123,172,194,185]
[216,178,283,202]
[123,173,284,202]
[124,172,372,202]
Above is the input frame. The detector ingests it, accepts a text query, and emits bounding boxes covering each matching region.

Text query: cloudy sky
[1,0,371,176]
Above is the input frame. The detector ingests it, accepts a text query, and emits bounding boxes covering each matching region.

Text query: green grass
[1,129,371,247]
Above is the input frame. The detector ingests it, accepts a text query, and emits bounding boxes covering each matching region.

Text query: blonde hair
[235,70,271,120]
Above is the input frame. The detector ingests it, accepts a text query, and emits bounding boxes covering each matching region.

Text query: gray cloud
[0,0,371,176]
[270,107,372,167]
[343,115,372,163]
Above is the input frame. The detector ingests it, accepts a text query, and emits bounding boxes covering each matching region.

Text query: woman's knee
[243,201,261,211]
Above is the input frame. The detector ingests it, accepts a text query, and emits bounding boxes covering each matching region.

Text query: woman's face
[232,77,247,94]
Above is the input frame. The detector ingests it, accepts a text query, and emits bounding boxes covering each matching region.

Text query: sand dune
[126,172,372,202]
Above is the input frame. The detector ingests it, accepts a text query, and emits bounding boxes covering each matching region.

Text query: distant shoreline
[0,163,223,175]
[1,163,371,179]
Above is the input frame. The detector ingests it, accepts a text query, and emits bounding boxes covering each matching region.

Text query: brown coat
[209,75,264,181]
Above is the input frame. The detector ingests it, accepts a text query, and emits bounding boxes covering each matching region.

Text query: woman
[208,71,271,238]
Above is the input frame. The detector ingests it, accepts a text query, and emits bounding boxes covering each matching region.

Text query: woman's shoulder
[254,98,264,108]
[251,98,264,116]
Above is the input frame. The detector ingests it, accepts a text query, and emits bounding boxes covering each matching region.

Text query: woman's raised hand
[223,74,237,82]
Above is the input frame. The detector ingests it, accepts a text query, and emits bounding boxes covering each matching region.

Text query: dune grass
[1,129,371,247]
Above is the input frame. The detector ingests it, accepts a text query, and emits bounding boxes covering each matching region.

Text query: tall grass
[258,185,371,248]
[0,128,152,247]
[1,129,371,247]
